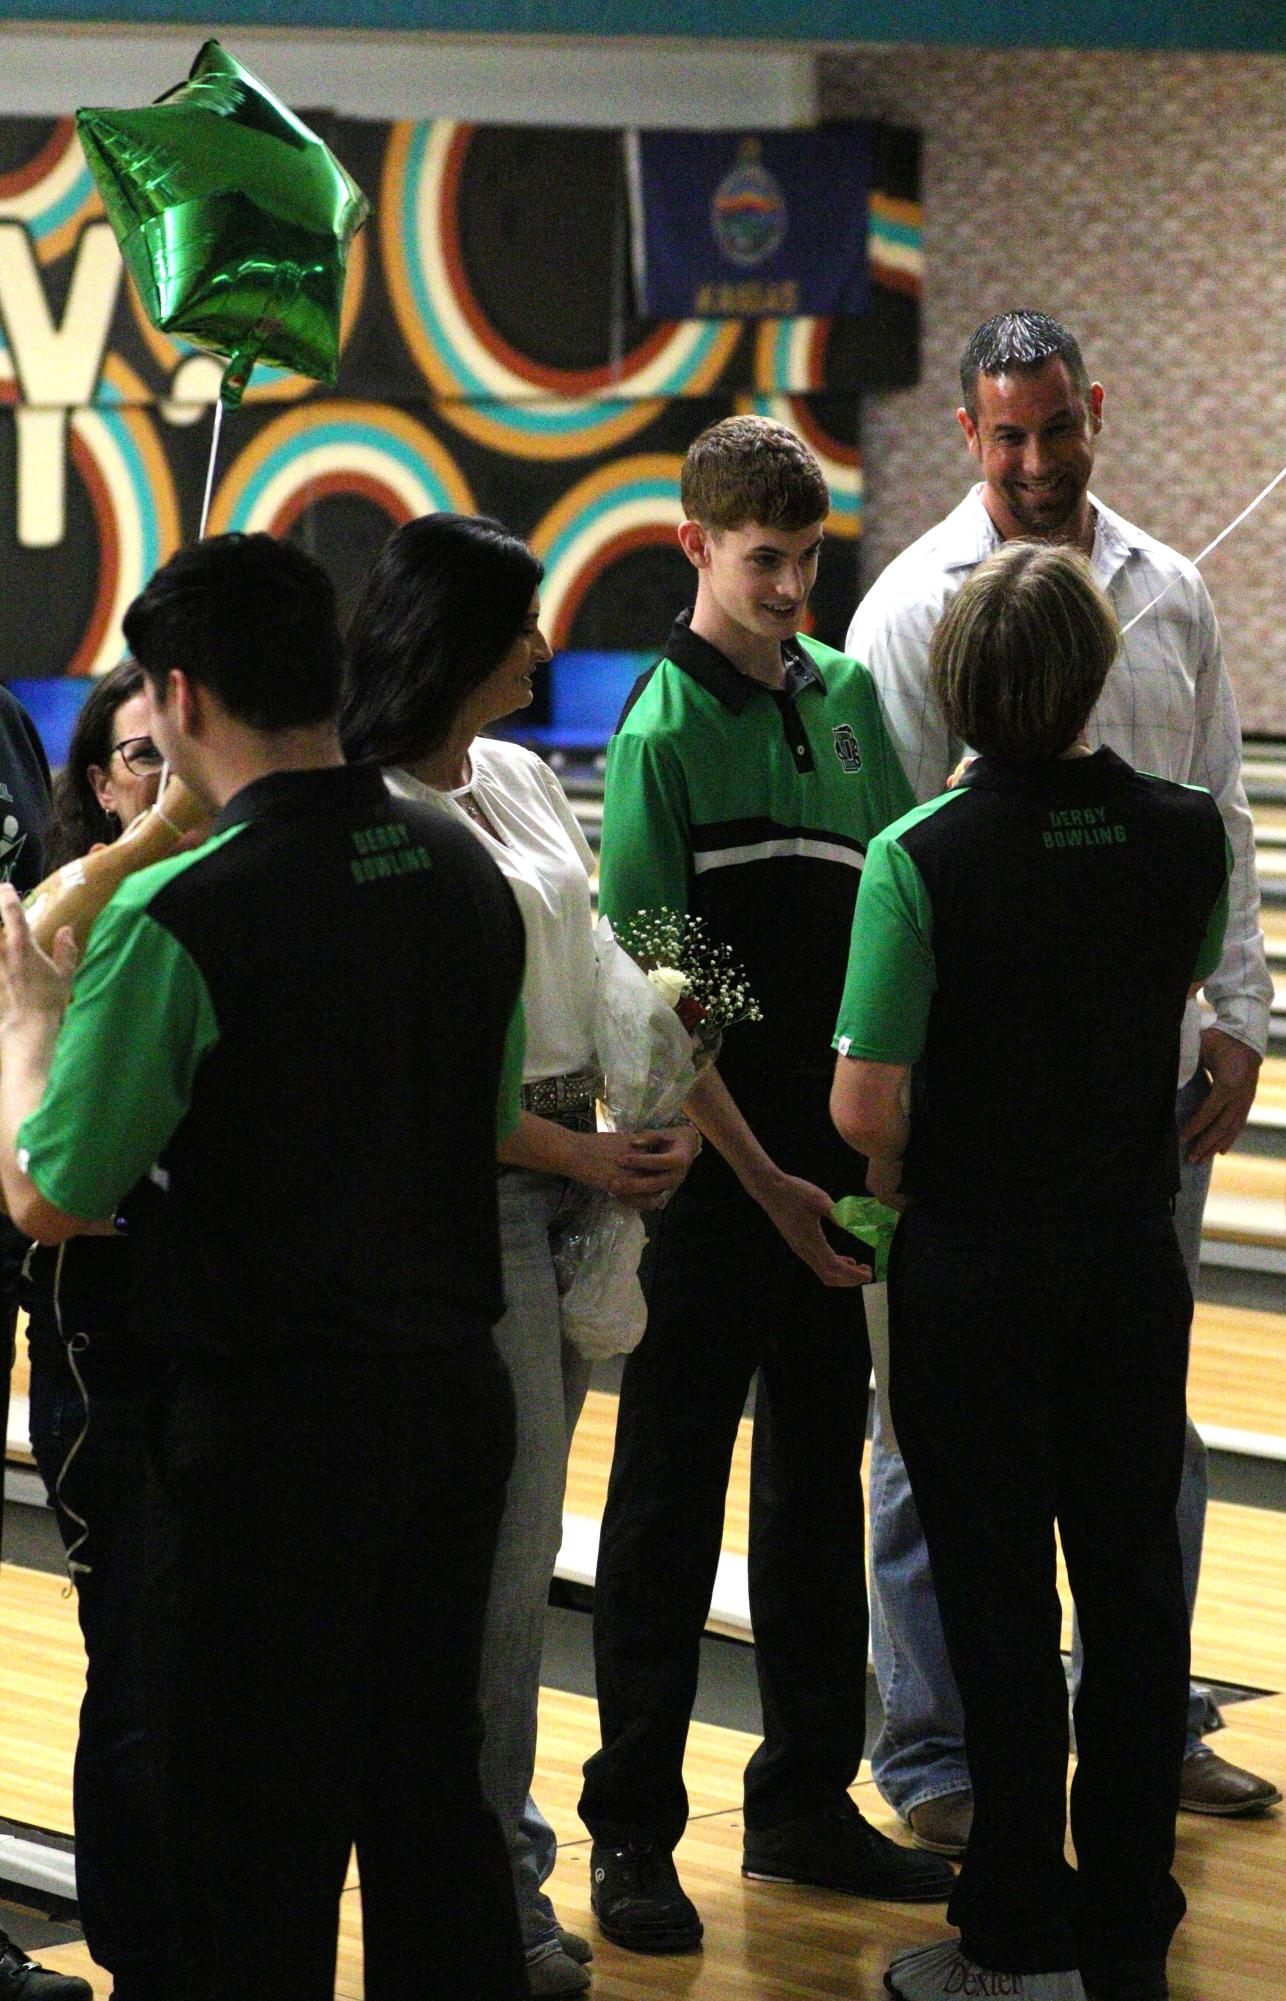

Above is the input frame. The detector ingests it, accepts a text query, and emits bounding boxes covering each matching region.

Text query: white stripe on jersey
[693,837,865,875]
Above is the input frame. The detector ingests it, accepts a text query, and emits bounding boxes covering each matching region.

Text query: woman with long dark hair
[44,659,164,867]
[343,514,698,1998]
[24,658,170,1999]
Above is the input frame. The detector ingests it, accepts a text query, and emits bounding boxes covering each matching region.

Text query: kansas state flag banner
[627,126,872,319]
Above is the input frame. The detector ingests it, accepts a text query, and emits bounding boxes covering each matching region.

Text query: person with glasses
[23,660,169,2001]
[45,662,165,859]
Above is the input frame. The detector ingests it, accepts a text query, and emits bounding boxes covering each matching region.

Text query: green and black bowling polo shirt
[599,612,915,1082]
[834,747,1230,1218]
[19,764,526,1356]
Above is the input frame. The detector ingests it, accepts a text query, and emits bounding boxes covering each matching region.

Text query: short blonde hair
[930,542,1119,761]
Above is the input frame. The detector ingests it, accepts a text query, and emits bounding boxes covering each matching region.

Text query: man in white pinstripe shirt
[846,311,1279,1863]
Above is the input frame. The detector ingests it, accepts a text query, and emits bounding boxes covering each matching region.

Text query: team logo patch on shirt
[0,815,28,881]
[832,725,863,774]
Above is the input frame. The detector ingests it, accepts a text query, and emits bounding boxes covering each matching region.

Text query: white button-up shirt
[846,484,1272,1084]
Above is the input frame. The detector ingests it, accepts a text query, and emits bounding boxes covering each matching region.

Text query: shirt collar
[1085,494,1149,593]
[214,762,387,836]
[665,608,823,713]
[937,487,1005,573]
[960,745,1133,794]
[942,486,1147,592]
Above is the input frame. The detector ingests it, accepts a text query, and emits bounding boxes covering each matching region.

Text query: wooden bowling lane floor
[1,1556,1279,1999]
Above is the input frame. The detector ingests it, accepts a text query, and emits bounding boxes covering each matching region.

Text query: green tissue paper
[831,1194,901,1282]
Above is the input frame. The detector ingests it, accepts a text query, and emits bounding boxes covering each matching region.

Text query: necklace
[441,763,505,843]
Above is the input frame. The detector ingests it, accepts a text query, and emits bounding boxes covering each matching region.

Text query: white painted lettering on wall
[0,221,121,545]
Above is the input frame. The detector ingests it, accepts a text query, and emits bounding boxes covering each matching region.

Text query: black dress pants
[889,1203,1191,1976]
[580,1080,871,1850]
[148,1332,527,2001]
[28,1321,172,2000]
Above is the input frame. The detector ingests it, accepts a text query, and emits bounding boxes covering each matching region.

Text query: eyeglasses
[112,735,164,775]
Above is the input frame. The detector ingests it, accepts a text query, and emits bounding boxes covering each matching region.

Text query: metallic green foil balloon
[76,40,369,408]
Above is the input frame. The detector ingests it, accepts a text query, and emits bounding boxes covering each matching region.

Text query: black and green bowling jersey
[599,612,915,1079]
[833,747,1230,1217]
[19,764,526,1355]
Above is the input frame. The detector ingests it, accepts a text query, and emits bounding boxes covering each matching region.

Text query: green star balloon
[77,40,369,408]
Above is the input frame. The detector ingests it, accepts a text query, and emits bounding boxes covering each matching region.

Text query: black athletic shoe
[589,1840,704,1953]
[0,1930,93,2000]
[743,1797,956,1902]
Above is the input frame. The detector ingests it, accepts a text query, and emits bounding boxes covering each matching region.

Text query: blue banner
[628,126,872,319]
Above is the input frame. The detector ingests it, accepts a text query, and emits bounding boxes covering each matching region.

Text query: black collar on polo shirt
[958,746,1134,794]
[213,761,388,836]
[664,609,823,715]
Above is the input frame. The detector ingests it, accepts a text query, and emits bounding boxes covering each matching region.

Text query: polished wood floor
[1189,1299,1286,1442]
[11,1374,1285,1998]
[14,1573,1286,2000]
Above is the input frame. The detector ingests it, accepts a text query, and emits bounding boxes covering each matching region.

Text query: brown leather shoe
[906,1789,973,1856]
[1178,1744,1282,1816]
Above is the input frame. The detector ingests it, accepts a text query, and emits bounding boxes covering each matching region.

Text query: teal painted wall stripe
[6,0,1283,50]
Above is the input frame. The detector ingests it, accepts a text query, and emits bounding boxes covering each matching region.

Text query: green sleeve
[833,832,936,1064]
[18,901,219,1219]
[1192,833,1233,985]
[495,995,526,1142]
[598,729,692,930]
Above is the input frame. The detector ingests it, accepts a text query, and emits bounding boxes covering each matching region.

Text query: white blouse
[385,740,597,1084]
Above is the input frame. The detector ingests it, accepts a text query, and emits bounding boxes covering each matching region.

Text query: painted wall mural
[0,111,921,690]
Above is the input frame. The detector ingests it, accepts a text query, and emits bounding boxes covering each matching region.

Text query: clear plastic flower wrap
[556,919,698,1361]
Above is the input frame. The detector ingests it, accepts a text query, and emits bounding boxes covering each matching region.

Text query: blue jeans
[868,1078,1215,1817]
[479,1170,593,1956]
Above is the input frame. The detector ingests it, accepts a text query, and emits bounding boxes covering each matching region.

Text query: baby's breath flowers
[618,908,763,1045]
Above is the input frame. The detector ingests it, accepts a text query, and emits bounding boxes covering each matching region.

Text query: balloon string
[1120,463,1286,636]
[156,397,227,806]
[196,398,225,542]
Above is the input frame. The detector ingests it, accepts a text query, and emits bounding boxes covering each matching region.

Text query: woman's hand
[572,1126,698,1210]
[497,1112,699,1208]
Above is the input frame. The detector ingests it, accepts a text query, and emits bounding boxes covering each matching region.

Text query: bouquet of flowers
[614,906,762,1077]
[557,909,761,1360]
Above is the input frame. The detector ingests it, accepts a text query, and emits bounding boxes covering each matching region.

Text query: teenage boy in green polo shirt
[579,416,953,1954]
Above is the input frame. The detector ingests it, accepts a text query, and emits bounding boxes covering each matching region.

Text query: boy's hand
[758,1169,869,1287]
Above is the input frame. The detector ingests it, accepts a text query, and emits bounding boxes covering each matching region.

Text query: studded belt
[521,1066,604,1125]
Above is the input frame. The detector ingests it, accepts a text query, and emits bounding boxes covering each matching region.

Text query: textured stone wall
[819,47,1286,734]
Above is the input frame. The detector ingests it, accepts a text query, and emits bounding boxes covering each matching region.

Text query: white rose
[647,964,688,1009]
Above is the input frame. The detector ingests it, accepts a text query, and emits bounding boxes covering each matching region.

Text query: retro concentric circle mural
[65,406,182,674]
[531,454,686,649]
[0,108,920,684]
[209,401,474,537]
[0,119,100,267]
[381,121,743,458]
